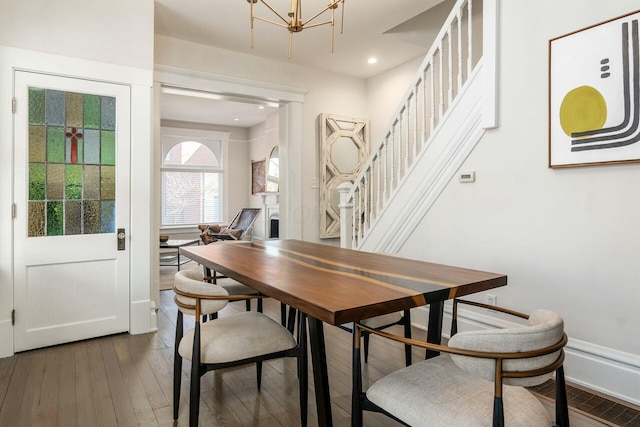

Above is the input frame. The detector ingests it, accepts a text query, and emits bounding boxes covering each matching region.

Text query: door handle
[117,228,126,251]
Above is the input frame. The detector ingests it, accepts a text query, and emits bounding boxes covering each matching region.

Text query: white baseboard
[409,305,640,407]
[130,299,158,334]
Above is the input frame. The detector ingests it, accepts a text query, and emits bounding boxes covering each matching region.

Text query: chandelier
[247,0,345,59]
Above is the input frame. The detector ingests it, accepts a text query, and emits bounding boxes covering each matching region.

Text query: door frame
[0,46,154,357]
[152,66,306,308]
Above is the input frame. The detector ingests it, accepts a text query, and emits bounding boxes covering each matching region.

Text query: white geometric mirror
[319,113,369,239]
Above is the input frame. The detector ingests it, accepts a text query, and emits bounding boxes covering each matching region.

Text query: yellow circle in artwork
[559,85,607,137]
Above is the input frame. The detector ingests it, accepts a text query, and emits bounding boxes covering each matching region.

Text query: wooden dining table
[180,239,507,427]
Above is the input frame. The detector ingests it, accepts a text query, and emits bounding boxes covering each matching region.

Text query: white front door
[13,71,131,352]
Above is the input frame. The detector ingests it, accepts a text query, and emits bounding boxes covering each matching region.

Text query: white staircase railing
[340,0,496,250]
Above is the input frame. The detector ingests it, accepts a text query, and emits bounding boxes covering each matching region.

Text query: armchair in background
[199,207,261,244]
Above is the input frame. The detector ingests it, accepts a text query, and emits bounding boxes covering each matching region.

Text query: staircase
[339,0,498,251]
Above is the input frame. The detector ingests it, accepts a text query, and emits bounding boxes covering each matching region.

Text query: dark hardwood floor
[0,261,638,426]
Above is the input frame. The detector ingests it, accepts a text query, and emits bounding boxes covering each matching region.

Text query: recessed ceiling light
[234,118,240,121]
[258,106,265,109]
[368,57,378,64]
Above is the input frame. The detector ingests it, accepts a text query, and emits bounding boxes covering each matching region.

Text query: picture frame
[548,10,640,168]
[251,159,265,194]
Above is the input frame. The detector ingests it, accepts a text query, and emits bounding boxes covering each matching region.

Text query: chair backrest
[174,270,229,316]
[448,309,564,387]
[228,208,261,239]
[227,208,262,231]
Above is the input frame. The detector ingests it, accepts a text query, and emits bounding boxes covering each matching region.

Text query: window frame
[160,127,230,227]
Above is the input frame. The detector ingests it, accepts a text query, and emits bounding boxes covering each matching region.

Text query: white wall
[400,0,640,404]
[155,36,368,243]
[0,0,154,70]
[366,56,424,145]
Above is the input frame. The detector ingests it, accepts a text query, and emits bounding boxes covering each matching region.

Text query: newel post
[337,182,354,249]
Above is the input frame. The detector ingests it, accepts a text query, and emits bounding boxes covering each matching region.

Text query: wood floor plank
[126,332,169,410]
[0,351,31,426]
[87,338,119,427]
[112,334,159,425]
[74,341,99,426]
[99,337,139,427]
[31,347,61,427]
[0,354,17,417]
[56,342,78,427]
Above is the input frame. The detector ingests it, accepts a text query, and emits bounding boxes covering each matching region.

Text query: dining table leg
[426,301,444,359]
[308,316,333,427]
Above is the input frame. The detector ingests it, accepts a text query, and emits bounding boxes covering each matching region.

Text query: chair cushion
[448,309,564,386]
[361,312,403,329]
[174,269,228,316]
[216,277,258,296]
[179,311,297,364]
[366,355,550,427]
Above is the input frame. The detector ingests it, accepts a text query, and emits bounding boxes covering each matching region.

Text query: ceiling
[156,0,452,127]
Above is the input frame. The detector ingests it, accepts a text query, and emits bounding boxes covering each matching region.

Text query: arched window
[161,128,228,226]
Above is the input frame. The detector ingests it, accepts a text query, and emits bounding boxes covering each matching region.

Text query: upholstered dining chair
[172,270,308,427]
[351,299,570,427]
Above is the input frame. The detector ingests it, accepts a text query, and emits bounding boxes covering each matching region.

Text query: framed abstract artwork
[549,10,640,168]
[251,159,265,194]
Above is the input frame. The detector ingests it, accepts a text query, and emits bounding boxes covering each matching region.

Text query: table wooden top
[180,239,507,325]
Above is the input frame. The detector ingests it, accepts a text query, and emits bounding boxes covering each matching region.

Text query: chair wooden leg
[403,309,412,366]
[189,323,201,427]
[173,311,184,420]
[555,366,570,427]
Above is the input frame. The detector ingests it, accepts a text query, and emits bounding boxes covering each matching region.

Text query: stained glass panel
[27,87,116,237]
[83,201,100,234]
[29,126,46,162]
[46,201,63,236]
[46,164,64,200]
[28,164,46,200]
[101,131,115,165]
[65,165,83,200]
[65,200,82,235]
[28,88,45,125]
[28,202,45,237]
[47,127,65,163]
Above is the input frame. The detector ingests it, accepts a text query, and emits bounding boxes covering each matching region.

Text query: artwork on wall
[549,9,640,168]
[251,159,266,194]
[319,113,369,239]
